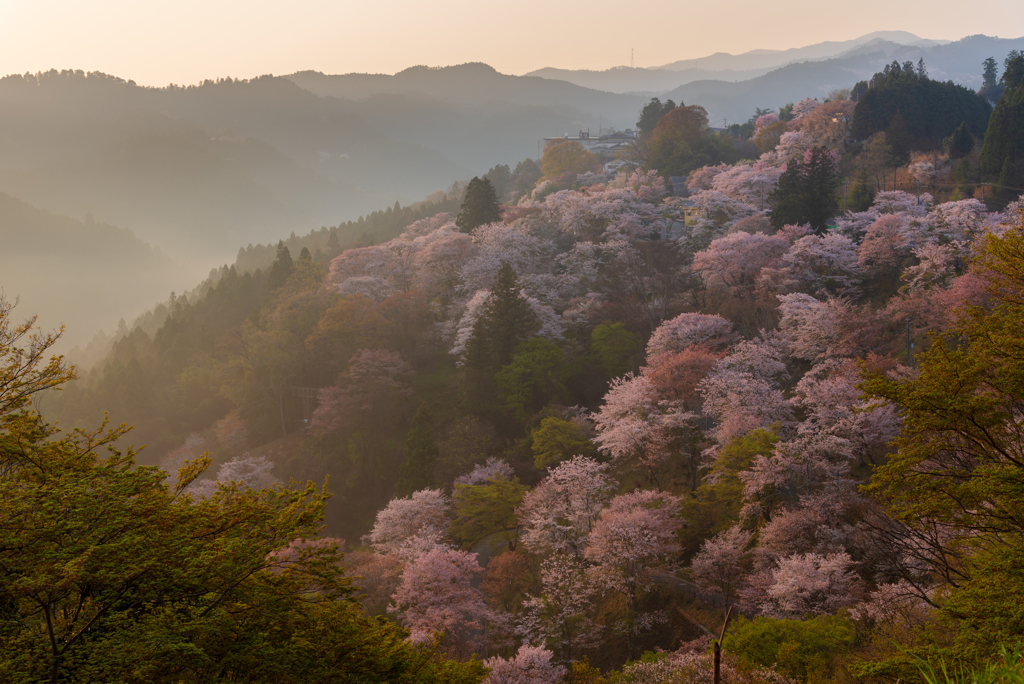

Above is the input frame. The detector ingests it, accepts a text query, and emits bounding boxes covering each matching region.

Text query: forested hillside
[9,51,1024,684]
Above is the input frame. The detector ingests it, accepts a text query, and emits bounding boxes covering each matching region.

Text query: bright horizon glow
[0,0,1022,86]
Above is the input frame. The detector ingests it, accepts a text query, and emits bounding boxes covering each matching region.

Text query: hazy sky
[2,0,1023,85]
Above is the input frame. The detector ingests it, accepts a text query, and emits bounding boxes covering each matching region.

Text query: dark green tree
[953,157,977,199]
[531,416,595,469]
[495,338,568,423]
[769,146,841,233]
[852,61,990,148]
[637,97,677,136]
[983,57,999,88]
[510,158,543,198]
[980,55,1024,177]
[267,241,294,289]
[396,403,438,496]
[848,174,876,212]
[464,263,538,396]
[589,322,642,379]
[455,177,502,233]
[944,121,974,159]
[885,111,912,166]
[299,246,312,261]
[484,163,512,199]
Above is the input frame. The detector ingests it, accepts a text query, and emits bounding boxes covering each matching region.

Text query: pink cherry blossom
[389,546,492,657]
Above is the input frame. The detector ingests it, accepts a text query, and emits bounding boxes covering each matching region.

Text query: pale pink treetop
[757,551,864,618]
[926,198,988,242]
[774,131,812,162]
[858,214,918,273]
[584,489,682,595]
[690,525,753,606]
[455,457,515,485]
[483,645,566,684]
[686,163,731,192]
[692,231,790,294]
[517,554,603,661]
[591,372,659,465]
[789,98,821,121]
[186,453,278,499]
[792,358,901,466]
[388,546,491,657]
[776,293,854,361]
[754,112,780,132]
[646,312,737,357]
[699,369,793,448]
[762,233,862,295]
[309,385,350,436]
[872,190,930,217]
[366,488,452,559]
[400,212,455,239]
[517,456,617,555]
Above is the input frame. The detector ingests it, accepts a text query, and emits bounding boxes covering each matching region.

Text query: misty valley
[3,28,1024,684]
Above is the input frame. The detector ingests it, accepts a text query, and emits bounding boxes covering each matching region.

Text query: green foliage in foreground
[914,645,1024,684]
[0,302,486,684]
[728,613,858,683]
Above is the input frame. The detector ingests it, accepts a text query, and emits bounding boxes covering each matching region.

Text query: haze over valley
[5,9,1024,681]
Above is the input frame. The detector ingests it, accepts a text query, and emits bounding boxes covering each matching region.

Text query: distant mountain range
[526,33,1024,105]
[3,31,1022,348]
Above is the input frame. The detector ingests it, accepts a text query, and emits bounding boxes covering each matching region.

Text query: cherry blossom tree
[792,358,901,466]
[594,347,721,488]
[760,233,862,296]
[789,98,822,121]
[483,645,566,684]
[344,549,405,615]
[776,293,855,361]
[518,554,603,663]
[455,456,516,485]
[692,232,790,296]
[584,489,682,658]
[185,453,278,499]
[517,456,616,555]
[646,312,737,357]
[690,525,753,611]
[389,546,492,657]
[755,113,780,132]
[699,338,793,449]
[366,488,452,559]
[755,551,864,618]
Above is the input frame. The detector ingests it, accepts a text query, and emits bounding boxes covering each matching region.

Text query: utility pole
[916,180,921,205]
[842,179,848,212]
[713,606,734,684]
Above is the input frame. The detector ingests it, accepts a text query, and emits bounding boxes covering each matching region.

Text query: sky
[1,0,1023,85]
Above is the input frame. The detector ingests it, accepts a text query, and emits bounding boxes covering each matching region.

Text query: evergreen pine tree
[268,241,294,289]
[848,174,875,212]
[944,122,974,159]
[396,403,438,496]
[326,230,340,255]
[455,177,502,233]
[464,263,539,399]
[299,246,312,261]
[769,146,841,233]
[885,111,912,166]
[980,55,1024,176]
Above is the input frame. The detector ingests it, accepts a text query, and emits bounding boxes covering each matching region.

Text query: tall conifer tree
[396,403,438,496]
[455,177,502,233]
